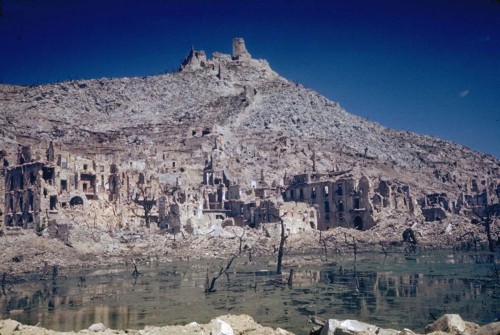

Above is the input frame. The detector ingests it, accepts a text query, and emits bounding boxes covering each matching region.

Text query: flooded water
[1,252,499,334]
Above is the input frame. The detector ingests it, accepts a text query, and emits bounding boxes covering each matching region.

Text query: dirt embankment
[0,213,497,279]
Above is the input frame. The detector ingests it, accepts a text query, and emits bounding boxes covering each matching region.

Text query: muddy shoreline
[1,215,497,282]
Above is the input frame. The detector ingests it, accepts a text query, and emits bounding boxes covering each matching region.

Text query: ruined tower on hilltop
[232,38,251,60]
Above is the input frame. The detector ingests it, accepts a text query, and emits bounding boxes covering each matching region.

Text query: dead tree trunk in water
[473,196,497,253]
[276,216,288,275]
[205,253,239,293]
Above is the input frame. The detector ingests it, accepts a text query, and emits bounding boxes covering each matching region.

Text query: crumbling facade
[283,173,374,231]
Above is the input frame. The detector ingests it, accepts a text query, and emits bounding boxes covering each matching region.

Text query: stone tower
[232,38,251,60]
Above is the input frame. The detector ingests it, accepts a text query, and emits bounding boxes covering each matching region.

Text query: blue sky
[1,0,499,157]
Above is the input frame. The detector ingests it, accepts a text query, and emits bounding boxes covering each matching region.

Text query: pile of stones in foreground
[1,314,499,335]
[314,314,499,335]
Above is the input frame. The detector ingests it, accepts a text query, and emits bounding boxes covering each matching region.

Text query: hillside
[0,38,498,259]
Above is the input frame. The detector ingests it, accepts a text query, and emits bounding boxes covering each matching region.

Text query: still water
[1,252,499,334]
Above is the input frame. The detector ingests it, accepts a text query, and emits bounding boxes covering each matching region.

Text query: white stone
[88,323,106,332]
[212,318,234,335]
[425,314,465,335]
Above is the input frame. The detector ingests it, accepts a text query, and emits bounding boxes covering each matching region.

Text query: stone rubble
[0,314,498,335]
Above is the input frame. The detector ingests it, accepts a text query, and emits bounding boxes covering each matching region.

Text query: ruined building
[283,173,374,230]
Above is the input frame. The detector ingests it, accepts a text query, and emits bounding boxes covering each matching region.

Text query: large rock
[88,323,106,332]
[320,319,397,335]
[212,318,234,335]
[0,319,21,335]
[474,322,500,335]
[425,314,466,335]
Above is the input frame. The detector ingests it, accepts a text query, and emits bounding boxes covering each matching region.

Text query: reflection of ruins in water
[1,253,498,334]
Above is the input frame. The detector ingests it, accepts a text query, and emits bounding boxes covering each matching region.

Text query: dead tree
[131,185,156,228]
[472,200,497,253]
[276,214,288,275]
[205,253,240,293]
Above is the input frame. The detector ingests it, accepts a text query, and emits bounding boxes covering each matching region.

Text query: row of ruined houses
[1,143,498,233]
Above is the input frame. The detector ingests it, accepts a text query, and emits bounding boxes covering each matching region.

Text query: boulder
[425,314,466,335]
[88,323,106,332]
[474,322,500,335]
[321,319,378,335]
[0,319,21,335]
[212,318,234,335]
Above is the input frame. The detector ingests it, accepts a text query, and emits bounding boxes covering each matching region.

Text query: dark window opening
[19,196,23,212]
[28,192,34,211]
[19,174,24,189]
[216,215,224,220]
[83,183,88,192]
[354,216,364,230]
[29,172,37,185]
[61,202,67,208]
[354,198,360,209]
[338,200,344,212]
[172,162,176,168]
[61,180,67,191]
[290,190,295,200]
[299,189,304,201]
[324,201,330,213]
[83,164,88,170]
[311,187,316,199]
[138,172,145,185]
[43,188,48,198]
[50,196,57,210]
[337,184,343,196]
[70,196,84,207]
[42,167,55,184]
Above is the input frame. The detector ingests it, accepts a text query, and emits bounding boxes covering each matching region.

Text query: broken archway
[70,196,84,207]
[354,216,364,230]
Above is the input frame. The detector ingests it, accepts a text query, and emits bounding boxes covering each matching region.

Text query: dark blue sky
[1,0,499,157]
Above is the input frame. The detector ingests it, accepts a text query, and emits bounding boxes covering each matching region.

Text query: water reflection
[1,252,498,334]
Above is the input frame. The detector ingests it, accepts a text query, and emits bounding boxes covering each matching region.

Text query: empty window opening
[354,198,360,209]
[70,196,84,207]
[83,164,88,170]
[61,180,67,191]
[50,196,58,210]
[354,216,364,230]
[324,201,330,213]
[338,200,344,212]
[42,167,55,185]
[337,184,343,196]
[29,171,37,185]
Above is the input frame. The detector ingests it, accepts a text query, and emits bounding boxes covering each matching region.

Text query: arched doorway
[70,196,84,207]
[354,216,363,230]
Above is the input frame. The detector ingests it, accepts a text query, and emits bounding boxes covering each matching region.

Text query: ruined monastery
[0,38,499,237]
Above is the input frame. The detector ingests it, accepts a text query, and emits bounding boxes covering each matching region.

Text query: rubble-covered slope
[0,47,498,197]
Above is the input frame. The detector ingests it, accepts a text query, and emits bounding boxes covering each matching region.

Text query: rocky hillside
[0,38,498,217]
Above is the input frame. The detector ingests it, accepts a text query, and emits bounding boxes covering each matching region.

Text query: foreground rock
[313,314,498,335]
[1,313,498,335]
[0,315,292,335]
